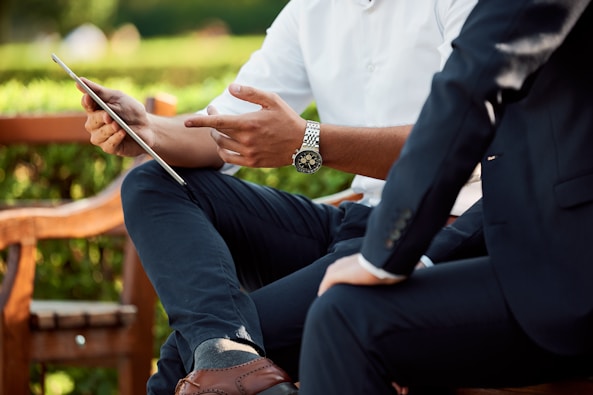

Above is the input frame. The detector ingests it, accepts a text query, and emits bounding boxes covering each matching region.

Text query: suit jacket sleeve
[424,198,486,263]
[361,0,591,275]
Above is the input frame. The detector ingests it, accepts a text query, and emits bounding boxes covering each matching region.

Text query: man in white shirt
[81,0,478,394]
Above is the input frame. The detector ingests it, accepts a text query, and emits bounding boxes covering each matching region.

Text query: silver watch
[292,120,322,174]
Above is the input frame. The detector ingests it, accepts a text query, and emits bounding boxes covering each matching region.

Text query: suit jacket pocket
[554,172,593,208]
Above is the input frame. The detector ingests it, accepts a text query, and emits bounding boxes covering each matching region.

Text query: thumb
[78,77,102,94]
[206,105,220,115]
[77,77,104,111]
[79,77,119,104]
[228,83,276,109]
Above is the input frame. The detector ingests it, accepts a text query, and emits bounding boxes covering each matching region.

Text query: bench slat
[456,378,593,395]
[30,300,137,330]
[0,113,88,144]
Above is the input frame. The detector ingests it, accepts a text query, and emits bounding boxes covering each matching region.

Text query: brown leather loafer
[174,357,299,395]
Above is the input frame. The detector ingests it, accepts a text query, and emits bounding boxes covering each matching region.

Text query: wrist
[357,254,405,280]
[292,120,323,174]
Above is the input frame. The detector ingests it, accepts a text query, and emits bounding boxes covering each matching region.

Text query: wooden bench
[455,379,593,395]
[0,94,176,394]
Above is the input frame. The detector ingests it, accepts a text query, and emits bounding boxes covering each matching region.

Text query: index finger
[79,77,124,104]
[184,112,244,131]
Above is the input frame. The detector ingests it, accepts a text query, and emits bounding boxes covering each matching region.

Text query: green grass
[0,34,262,75]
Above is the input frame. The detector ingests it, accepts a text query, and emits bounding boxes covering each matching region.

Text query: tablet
[51,53,187,186]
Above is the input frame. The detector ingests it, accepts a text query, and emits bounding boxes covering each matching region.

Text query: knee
[305,285,355,338]
[120,161,177,230]
[121,161,162,205]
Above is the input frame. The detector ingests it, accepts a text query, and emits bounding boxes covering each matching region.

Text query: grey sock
[193,338,260,370]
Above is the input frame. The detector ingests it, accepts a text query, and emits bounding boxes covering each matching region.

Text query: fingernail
[229,83,241,93]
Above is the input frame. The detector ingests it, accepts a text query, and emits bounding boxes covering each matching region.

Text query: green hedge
[0,35,263,88]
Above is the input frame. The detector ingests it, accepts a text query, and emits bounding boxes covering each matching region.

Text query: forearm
[319,123,412,179]
[149,113,225,169]
[182,84,412,176]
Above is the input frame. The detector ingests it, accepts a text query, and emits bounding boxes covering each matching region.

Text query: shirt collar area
[356,0,375,7]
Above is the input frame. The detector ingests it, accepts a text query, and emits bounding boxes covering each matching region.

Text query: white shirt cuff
[358,254,406,280]
[420,255,434,268]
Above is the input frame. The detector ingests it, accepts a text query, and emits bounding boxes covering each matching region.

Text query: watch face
[294,149,322,174]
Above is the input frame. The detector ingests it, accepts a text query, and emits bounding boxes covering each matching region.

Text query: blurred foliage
[114,0,291,37]
[0,75,237,116]
[2,0,118,43]
[1,0,290,43]
[0,34,353,394]
[0,35,264,88]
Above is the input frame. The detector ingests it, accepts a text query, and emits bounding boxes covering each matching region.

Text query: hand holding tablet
[51,53,187,186]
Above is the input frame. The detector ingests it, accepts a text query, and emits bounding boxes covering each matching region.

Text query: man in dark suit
[297,0,593,394]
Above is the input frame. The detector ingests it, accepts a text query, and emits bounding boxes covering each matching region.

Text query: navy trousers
[298,257,593,394]
[120,161,371,394]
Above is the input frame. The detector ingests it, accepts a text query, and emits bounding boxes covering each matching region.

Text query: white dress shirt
[202,0,480,213]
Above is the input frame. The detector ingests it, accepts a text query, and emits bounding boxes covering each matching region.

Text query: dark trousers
[298,257,593,394]
[120,161,371,394]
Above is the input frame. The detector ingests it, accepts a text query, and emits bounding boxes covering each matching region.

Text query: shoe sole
[259,382,299,395]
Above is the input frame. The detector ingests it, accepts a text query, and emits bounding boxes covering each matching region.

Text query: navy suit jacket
[362,0,593,356]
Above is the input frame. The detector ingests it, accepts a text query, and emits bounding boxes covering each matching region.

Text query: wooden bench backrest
[0,94,176,394]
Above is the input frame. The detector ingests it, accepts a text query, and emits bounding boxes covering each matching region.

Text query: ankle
[194,338,260,370]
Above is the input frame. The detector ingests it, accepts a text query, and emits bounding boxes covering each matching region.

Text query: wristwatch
[292,120,323,174]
